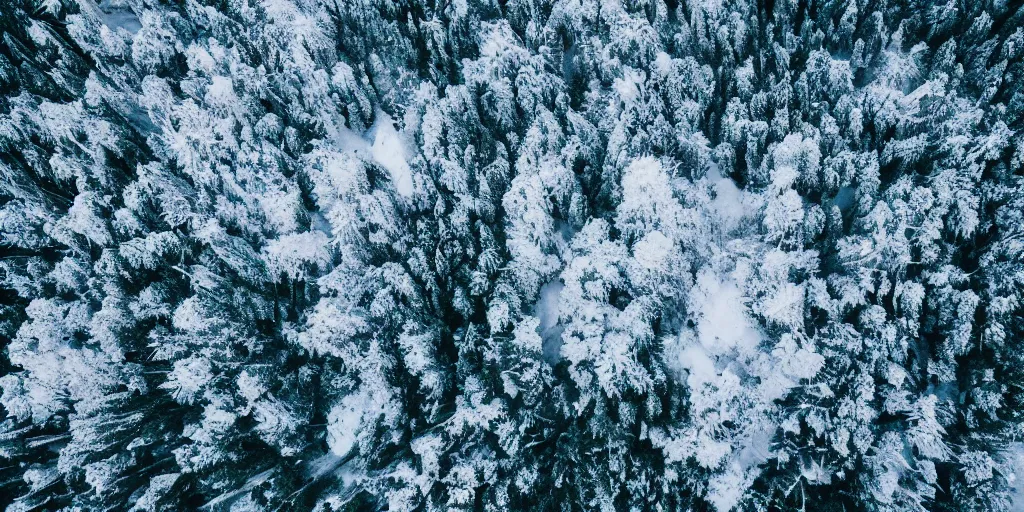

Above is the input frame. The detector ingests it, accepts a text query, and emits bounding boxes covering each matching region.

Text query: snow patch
[200,469,273,510]
[707,462,754,512]
[370,112,414,197]
[692,271,761,357]
[632,230,673,271]
[553,219,576,262]
[613,69,644,105]
[326,392,370,457]
[204,76,235,109]
[333,123,371,154]
[310,211,333,237]
[306,453,344,480]
[325,110,413,197]
[678,343,717,384]
[1009,443,1024,511]
[653,51,674,75]
[535,280,565,362]
[96,0,141,34]
[708,161,747,232]
[736,425,774,471]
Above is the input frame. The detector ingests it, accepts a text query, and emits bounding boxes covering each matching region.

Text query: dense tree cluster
[1,0,1023,510]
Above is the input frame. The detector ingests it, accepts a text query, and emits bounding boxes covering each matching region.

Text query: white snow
[370,112,414,197]
[534,280,565,362]
[199,469,273,510]
[306,453,344,479]
[552,219,576,262]
[678,343,717,384]
[257,187,302,235]
[672,269,762,389]
[632,230,673,272]
[92,0,142,34]
[132,473,179,511]
[99,10,142,33]
[262,231,332,280]
[693,271,761,357]
[707,462,753,512]
[333,123,371,154]
[161,357,212,405]
[708,161,747,232]
[205,76,235,107]
[326,110,413,197]
[698,0,723,15]
[310,211,333,237]
[613,69,644,105]
[736,425,774,470]
[186,46,216,73]
[1009,443,1024,511]
[326,392,369,457]
[171,297,210,333]
[653,52,674,75]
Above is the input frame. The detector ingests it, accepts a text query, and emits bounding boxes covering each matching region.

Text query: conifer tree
[2,0,1024,510]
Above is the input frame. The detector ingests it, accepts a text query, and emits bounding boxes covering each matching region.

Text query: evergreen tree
[1,0,1024,510]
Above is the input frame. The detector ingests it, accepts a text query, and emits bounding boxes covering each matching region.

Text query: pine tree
[2,0,1024,510]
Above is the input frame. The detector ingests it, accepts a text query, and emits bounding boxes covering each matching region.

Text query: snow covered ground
[535,279,565,363]
[370,112,414,197]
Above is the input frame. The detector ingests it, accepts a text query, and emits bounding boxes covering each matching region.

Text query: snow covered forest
[1,0,1023,509]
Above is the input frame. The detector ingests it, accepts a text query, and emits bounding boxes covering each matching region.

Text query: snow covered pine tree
[1,0,1023,510]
